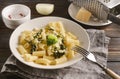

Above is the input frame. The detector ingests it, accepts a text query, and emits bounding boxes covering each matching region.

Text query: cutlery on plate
[69,0,120,25]
[72,45,120,79]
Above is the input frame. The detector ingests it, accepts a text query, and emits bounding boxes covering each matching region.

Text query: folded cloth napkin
[0,29,111,79]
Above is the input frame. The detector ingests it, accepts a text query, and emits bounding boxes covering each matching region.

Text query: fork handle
[103,67,120,79]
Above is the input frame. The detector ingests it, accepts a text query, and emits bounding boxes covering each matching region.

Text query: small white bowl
[2,4,31,29]
[9,16,90,69]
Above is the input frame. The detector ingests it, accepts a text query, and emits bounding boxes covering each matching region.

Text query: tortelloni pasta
[17,21,80,65]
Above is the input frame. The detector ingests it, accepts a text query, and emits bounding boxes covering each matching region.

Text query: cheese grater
[98,0,120,9]
[69,0,120,25]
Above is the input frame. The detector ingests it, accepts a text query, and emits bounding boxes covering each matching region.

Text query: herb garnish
[33,29,42,39]
[53,51,65,59]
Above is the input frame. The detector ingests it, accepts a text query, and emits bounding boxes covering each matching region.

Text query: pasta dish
[17,21,80,65]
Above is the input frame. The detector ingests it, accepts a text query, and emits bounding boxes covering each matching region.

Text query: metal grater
[98,0,120,9]
[69,0,120,24]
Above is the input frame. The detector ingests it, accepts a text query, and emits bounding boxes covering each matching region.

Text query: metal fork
[72,45,120,79]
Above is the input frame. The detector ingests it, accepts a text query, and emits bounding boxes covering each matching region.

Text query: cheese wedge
[76,7,92,22]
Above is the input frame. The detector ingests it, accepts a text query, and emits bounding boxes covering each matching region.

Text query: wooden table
[0,0,120,78]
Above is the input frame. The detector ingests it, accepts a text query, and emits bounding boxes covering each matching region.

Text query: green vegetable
[31,44,36,53]
[25,40,37,53]
[33,29,42,39]
[60,44,66,50]
[47,34,58,46]
[53,51,65,59]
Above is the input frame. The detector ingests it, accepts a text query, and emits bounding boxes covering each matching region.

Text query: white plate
[9,16,90,69]
[68,3,112,26]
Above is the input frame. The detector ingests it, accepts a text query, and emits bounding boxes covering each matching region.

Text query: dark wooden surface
[0,0,120,78]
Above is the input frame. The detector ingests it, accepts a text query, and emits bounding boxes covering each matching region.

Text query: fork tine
[72,45,89,57]
[75,45,89,56]
[72,48,87,57]
[72,47,86,57]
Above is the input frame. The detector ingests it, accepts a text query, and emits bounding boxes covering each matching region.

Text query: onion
[36,3,54,15]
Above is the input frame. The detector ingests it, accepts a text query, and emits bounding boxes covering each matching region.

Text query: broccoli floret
[47,34,58,46]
